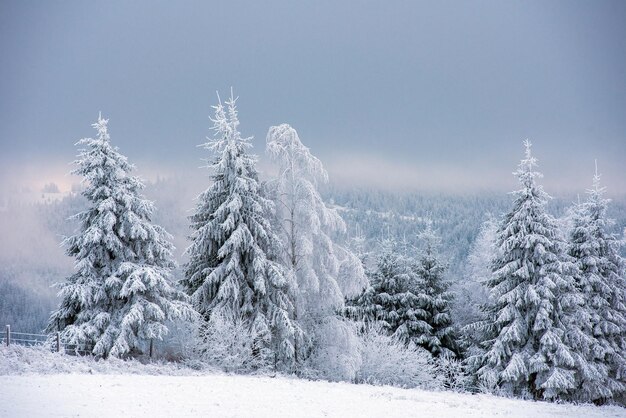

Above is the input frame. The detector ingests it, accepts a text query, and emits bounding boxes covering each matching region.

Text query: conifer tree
[567,163,626,402]
[471,140,579,400]
[47,114,194,357]
[346,239,429,346]
[182,93,303,369]
[412,224,459,357]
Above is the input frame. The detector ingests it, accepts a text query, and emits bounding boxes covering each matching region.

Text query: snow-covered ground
[2,373,625,418]
[1,347,624,417]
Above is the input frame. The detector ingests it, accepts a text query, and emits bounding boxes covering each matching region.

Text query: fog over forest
[2,169,625,333]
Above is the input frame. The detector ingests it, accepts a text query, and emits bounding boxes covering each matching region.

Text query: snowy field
[1,346,624,417]
[2,373,626,418]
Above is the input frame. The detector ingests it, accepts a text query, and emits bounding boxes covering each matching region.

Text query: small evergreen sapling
[412,224,459,358]
[345,239,430,350]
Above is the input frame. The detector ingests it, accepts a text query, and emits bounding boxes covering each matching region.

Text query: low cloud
[321,153,626,196]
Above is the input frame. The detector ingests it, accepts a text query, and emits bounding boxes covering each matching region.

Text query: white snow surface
[1,347,624,418]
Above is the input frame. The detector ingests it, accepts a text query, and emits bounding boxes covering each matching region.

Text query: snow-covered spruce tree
[47,114,194,358]
[266,123,367,380]
[412,224,459,358]
[567,164,626,403]
[471,140,581,400]
[345,239,430,346]
[181,94,303,370]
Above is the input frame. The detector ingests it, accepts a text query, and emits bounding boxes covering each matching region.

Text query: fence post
[56,332,61,353]
[5,325,9,346]
[149,339,154,359]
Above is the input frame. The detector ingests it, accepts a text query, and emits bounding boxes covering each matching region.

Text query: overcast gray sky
[1,0,625,194]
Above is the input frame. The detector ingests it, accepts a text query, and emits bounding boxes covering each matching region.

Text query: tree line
[45,92,625,405]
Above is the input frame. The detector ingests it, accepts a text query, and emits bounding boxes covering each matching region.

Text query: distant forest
[2,179,624,334]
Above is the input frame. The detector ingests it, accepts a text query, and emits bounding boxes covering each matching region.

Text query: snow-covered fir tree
[345,238,429,345]
[47,114,194,358]
[412,224,459,358]
[266,123,367,379]
[470,140,581,400]
[567,163,626,403]
[181,94,303,369]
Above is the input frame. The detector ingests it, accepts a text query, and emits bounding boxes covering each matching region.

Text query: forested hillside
[3,181,624,334]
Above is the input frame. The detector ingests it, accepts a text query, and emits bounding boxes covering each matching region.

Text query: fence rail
[2,324,157,357]
[11,331,48,337]
[2,324,93,355]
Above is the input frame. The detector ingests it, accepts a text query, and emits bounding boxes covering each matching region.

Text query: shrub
[185,313,272,373]
[355,322,441,390]
[434,353,471,392]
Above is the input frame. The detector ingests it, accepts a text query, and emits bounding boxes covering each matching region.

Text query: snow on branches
[48,114,194,358]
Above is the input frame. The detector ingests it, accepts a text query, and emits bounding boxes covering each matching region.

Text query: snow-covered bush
[156,319,200,362]
[186,312,273,374]
[301,317,362,382]
[434,353,471,392]
[354,323,441,390]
